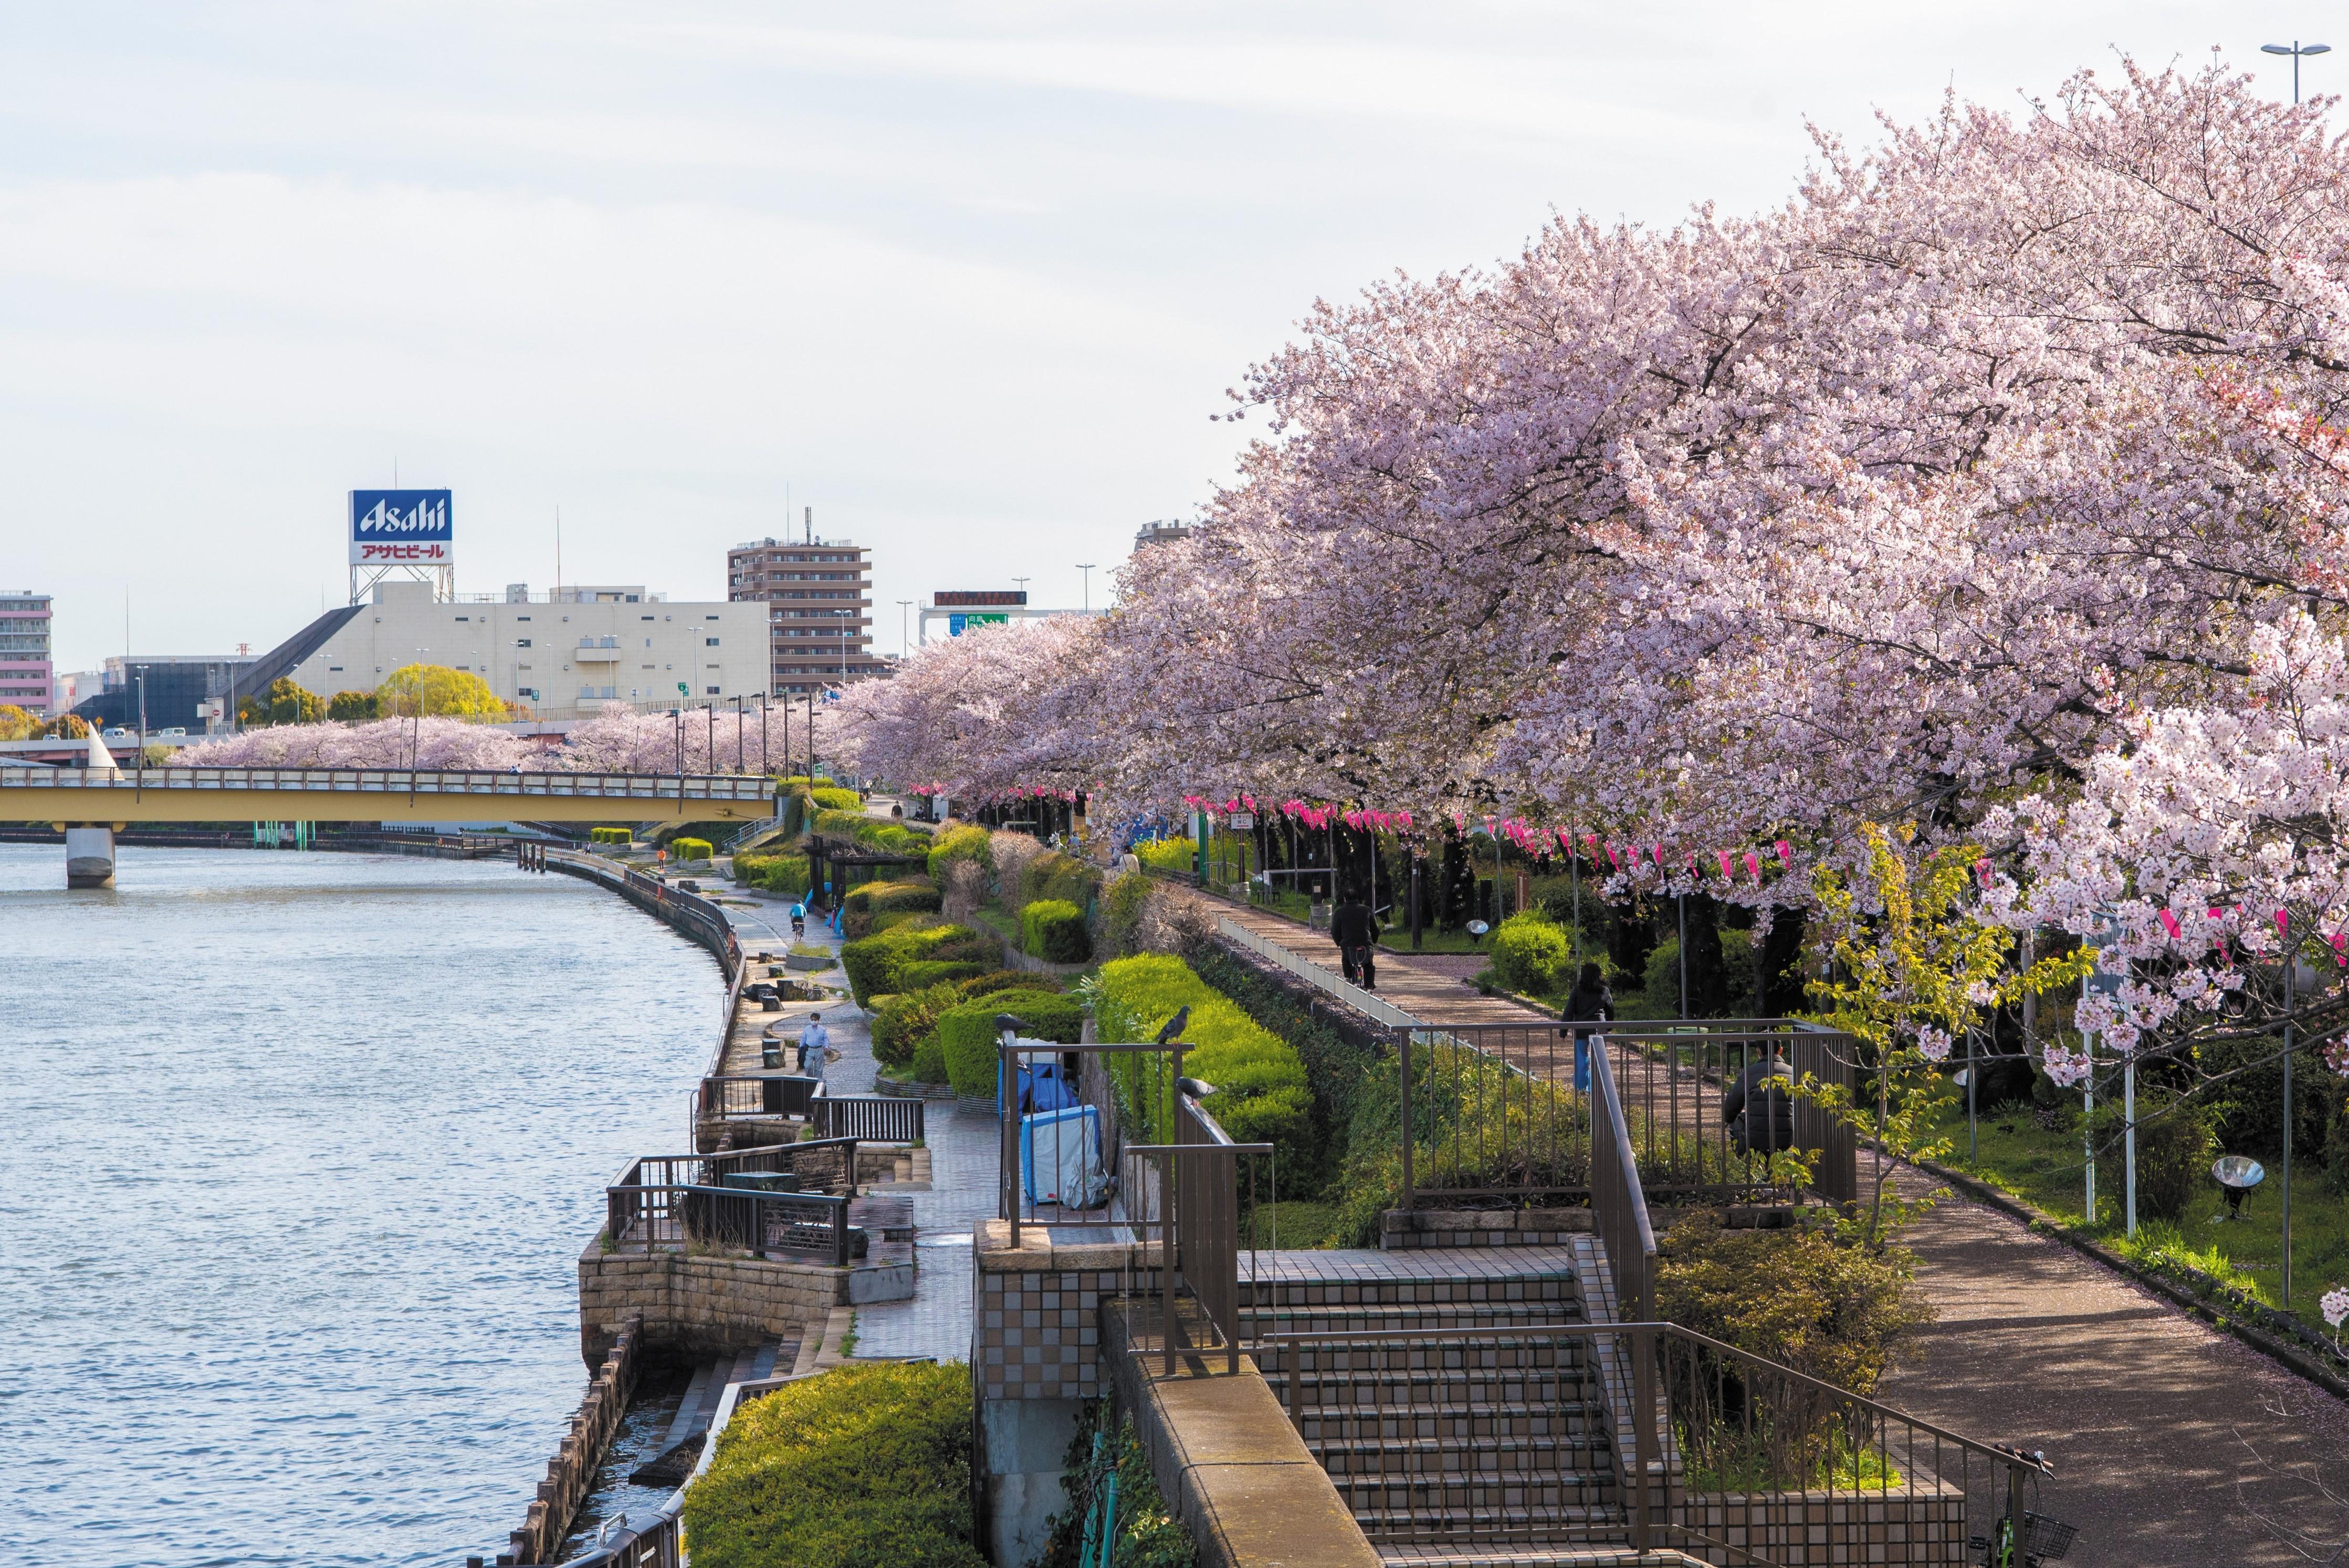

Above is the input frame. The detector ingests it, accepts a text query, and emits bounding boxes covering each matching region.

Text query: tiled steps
[1242,1249,1624,1545]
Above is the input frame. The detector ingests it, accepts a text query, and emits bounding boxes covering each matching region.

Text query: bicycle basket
[2023,1512,2077,1560]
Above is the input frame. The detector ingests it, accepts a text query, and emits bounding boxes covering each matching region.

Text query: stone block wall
[578,1244,850,1366]
[1379,1206,1593,1249]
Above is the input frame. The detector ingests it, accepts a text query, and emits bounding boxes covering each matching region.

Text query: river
[0,844,714,1567]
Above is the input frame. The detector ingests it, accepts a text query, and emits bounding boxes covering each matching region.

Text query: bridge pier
[64,826,116,889]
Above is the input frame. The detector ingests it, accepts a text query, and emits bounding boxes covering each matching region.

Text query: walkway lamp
[2263,40,2331,102]
[756,693,768,775]
[1076,564,1095,612]
[733,694,744,774]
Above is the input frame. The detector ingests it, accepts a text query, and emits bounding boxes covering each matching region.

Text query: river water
[0,844,715,1567]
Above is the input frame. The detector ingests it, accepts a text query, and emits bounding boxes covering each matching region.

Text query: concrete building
[1133,520,1193,550]
[270,581,770,718]
[0,591,54,716]
[727,536,885,694]
[51,669,105,714]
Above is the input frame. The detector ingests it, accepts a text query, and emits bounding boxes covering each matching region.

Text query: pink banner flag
[1716,850,1735,880]
[2156,909,2181,941]
[1775,839,1793,867]
[1745,850,1762,882]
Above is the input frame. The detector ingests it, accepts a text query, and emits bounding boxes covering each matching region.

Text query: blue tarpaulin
[1020,1105,1102,1205]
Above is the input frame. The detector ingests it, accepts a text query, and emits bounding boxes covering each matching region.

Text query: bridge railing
[0,765,772,800]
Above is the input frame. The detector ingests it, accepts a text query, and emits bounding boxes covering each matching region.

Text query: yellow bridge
[3,765,776,886]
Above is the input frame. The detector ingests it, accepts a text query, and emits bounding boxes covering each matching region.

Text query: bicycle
[1970,1444,2075,1567]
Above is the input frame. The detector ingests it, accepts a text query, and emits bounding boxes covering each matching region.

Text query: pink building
[1,592,54,717]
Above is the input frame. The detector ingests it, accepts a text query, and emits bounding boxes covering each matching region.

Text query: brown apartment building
[727,534,888,695]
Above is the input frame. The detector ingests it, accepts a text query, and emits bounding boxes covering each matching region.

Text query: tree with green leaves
[376,664,507,719]
[1802,822,2090,1246]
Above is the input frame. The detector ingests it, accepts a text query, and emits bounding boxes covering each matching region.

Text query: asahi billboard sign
[350,490,454,565]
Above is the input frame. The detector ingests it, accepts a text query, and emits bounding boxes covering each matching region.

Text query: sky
[2,1,2336,674]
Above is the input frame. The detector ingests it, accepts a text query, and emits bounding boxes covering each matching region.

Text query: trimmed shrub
[1133,837,1195,874]
[939,988,1086,1099]
[1020,850,1101,913]
[589,827,632,845]
[740,854,811,897]
[672,837,714,862]
[957,969,1062,999]
[1022,898,1092,963]
[899,959,987,991]
[913,1036,949,1083]
[810,785,862,812]
[927,823,993,881]
[682,1361,985,1568]
[845,878,945,938]
[1656,1211,1933,1398]
[1097,871,1156,959]
[873,982,965,1070]
[1491,912,1573,996]
[841,923,1001,1007]
[1092,955,1312,1174]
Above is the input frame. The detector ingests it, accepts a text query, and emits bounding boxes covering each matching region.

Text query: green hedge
[736,851,811,896]
[1016,848,1101,914]
[1021,898,1093,963]
[1491,912,1573,996]
[840,923,1001,1007]
[672,837,714,862]
[956,969,1063,1000]
[913,1036,949,1083]
[899,959,987,991]
[682,1361,985,1568]
[939,988,1086,1099]
[813,808,931,856]
[589,826,632,845]
[1093,955,1311,1174]
[845,878,945,938]
[927,823,992,880]
[810,785,862,812]
[1134,837,1194,872]
[872,982,966,1070]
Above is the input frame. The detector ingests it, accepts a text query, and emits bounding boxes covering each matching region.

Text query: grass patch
[1242,1199,1345,1249]
[1924,1100,2349,1323]
[1680,1430,1903,1494]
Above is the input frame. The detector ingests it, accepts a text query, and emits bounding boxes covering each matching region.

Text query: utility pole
[2264,39,2332,103]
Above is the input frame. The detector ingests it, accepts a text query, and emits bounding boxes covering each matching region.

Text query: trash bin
[761,1044,784,1069]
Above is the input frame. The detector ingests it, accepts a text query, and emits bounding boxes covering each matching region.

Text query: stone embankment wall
[578,1244,908,1365]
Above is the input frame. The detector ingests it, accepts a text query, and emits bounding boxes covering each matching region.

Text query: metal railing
[812,1095,924,1144]
[1125,1092,1272,1375]
[1264,1319,2046,1566]
[0,764,772,799]
[606,1138,860,1251]
[1216,915,1416,1028]
[699,1072,823,1121]
[1394,1018,1858,1212]
[1590,1032,1656,1324]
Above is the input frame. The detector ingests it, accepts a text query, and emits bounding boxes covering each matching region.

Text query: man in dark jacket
[1723,1041,1796,1157]
[1330,898,1380,988]
[1561,962,1612,1092]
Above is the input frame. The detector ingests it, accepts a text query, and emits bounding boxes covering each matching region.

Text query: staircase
[1243,1250,1634,1563]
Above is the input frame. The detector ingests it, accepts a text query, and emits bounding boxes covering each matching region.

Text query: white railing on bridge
[1214,915,1419,1028]
[0,766,772,801]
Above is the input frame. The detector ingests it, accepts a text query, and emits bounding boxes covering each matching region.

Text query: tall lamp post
[897,599,913,657]
[1076,564,1095,612]
[2264,39,2331,102]
[756,693,769,776]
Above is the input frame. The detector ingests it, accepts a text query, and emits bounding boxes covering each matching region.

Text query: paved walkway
[1878,1162,2349,1567]
[1215,899,1541,1025]
[719,880,994,1365]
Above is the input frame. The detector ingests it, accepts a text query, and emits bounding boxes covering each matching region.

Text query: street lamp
[1076,564,1095,612]
[897,599,913,657]
[2264,40,2331,103]
[756,692,769,775]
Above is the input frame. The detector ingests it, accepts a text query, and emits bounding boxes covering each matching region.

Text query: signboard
[350,489,454,565]
[935,590,1027,607]
[949,613,1010,635]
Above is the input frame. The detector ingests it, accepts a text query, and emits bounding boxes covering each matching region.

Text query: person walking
[1723,1039,1795,1159]
[1331,896,1381,989]
[1562,962,1613,1093]
[797,1012,833,1084]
